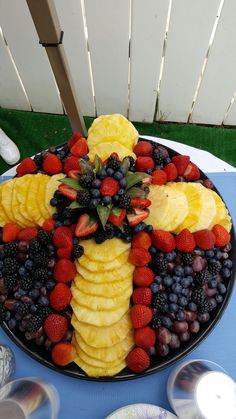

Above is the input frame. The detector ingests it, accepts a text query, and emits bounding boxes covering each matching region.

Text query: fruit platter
[0,114,235,381]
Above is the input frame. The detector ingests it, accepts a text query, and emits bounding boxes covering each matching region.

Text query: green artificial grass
[0,107,236,174]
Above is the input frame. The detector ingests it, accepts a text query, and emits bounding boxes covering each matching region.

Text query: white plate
[106,403,178,418]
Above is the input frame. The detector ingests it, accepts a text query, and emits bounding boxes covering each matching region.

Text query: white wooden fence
[0,0,236,125]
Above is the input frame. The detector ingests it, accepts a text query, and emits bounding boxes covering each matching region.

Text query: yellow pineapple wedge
[74,355,126,378]
[88,142,136,162]
[71,287,132,311]
[81,238,130,262]
[76,263,134,284]
[74,275,132,298]
[78,250,130,272]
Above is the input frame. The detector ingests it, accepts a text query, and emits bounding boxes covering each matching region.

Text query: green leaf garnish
[125,172,147,189]
[97,204,112,229]
[120,157,130,174]
[111,206,123,216]
[126,187,146,198]
[68,201,86,209]
[60,178,84,190]
[94,154,103,172]
[80,159,94,175]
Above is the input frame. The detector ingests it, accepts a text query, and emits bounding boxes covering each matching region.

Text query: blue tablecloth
[0,172,236,419]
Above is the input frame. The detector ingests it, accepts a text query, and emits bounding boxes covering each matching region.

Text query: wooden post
[26,0,87,136]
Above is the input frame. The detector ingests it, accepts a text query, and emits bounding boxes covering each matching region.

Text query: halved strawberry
[68,170,80,179]
[67,132,83,149]
[108,208,126,226]
[130,197,151,208]
[172,155,190,175]
[127,209,149,226]
[183,162,200,180]
[58,184,77,201]
[70,138,88,157]
[75,214,98,237]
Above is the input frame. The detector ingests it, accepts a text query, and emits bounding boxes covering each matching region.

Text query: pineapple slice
[14,175,35,226]
[74,355,126,377]
[27,174,45,224]
[74,343,126,369]
[71,311,132,348]
[78,250,130,272]
[88,141,136,162]
[81,238,130,262]
[160,186,188,231]
[74,275,132,297]
[71,299,130,326]
[188,183,216,232]
[71,286,132,311]
[209,190,231,230]
[218,213,232,232]
[1,179,16,222]
[76,262,134,283]
[44,173,65,216]
[37,175,51,220]
[11,179,29,227]
[0,184,8,226]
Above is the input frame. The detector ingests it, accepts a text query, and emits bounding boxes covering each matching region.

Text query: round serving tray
[1,138,235,381]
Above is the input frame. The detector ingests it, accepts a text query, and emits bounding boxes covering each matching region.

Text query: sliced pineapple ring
[74,275,132,298]
[81,238,130,262]
[76,262,134,283]
[88,141,136,162]
[74,343,126,369]
[77,250,130,272]
[74,355,126,377]
[189,183,216,232]
[71,286,132,311]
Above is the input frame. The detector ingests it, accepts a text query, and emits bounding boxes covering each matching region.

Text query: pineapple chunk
[78,250,130,272]
[81,238,130,262]
[71,286,132,311]
[76,262,134,283]
[73,274,132,297]
[71,299,130,326]
[74,355,126,377]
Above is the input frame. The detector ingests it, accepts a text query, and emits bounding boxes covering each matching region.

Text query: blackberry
[37,230,52,245]
[79,174,93,188]
[153,257,168,272]
[38,306,53,318]
[17,302,30,317]
[73,244,84,259]
[33,269,49,282]
[3,241,17,257]
[199,300,213,314]
[107,156,120,170]
[153,150,163,165]
[26,315,42,332]
[3,258,19,275]
[182,253,193,266]
[20,277,33,291]
[128,156,135,171]
[123,224,132,236]
[34,154,43,166]
[33,251,49,268]
[191,288,205,305]
[0,304,7,321]
[4,274,17,290]
[194,269,211,286]
[95,229,109,244]
[29,239,42,255]
[150,315,161,329]
[152,293,166,309]
[76,190,91,206]
[208,260,221,275]
[119,194,131,209]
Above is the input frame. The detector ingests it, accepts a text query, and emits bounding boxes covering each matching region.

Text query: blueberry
[209,280,217,289]
[96,170,106,179]
[155,276,162,284]
[52,213,58,220]
[29,289,40,300]
[216,294,223,303]
[173,275,181,283]
[145,169,152,175]
[106,168,114,176]
[119,178,127,188]
[216,251,223,260]
[114,171,123,180]
[147,346,157,356]
[90,189,100,198]
[63,219,71,226]
[181,277,191,288]
[178,296,188,307]
[172,283,182,294]
[155,164,163,170]
[144,187,150,194]
[218,283,226,294]
[161,316,172,329]
[38,296,49,306]
[92,179,101,188]
[133,223,146,233]
[102,196,112,205]
[8,318,16,330]
[150,283,160,293]
[206,250,215,258]
[150,246,157,255]
[55,221,63,227]
[144,225,153,234]
[30,304,38,314]
[166,251,176,262]
[113,195,120,203]
[181,288,190,297]
[163,157,171,165]
[169,293,178,303]
[163,276,173,287]
[223,259,232,269]
[24,259,33,271]
[193,248,204,256]
[118,188,125,195]
[89,199,100,209]
[19,266,26,276]
[220,267,231,279]
[184,266,193,275]
[176,310,186,321]
[174,266,184,277]
[188,302,197,312]
[169,303,178,313]
[50,198,58,207]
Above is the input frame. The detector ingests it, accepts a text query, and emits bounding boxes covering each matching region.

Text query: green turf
[0,107,236,174]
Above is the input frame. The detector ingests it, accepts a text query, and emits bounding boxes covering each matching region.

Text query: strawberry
[68,170,80,180]
[108,208,126,226]
[17,227,38,242]
[42,153,63,175]
[130,197,151,208]
[132,287,152,306]
[63,156,81,175]
[42,218,56,232]
[194,229,216,250]
[57,247,72,259]
[53,226,73,249]
[126,347,150,373]
[49,283,72,311]
[58,184,77,201]
[152,169,167,185]
[133,141,153,157]
[67,132,83,149]
[129,248,151,266]
[183,162,200,180]
[131,304,153,328]
[75,214,98,237]
[70,138,88,157]
[44,314,68,343]
[134,326,156,349]
[163,163,178,181]
[135,157,154,172]
[53,259,76,283]
[212,224,231,247]
[133,267,155,287]
[16,158,37,176]
[151,229,176,252]
[176,229,196,252]
[127,209,149,226]
[51,342,76,366]
[132,231,152,250]
[171,155,190,175]
[3,223,21,242]
[100,177,119,196]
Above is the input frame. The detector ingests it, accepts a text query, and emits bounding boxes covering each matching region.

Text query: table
[1,141,236,419]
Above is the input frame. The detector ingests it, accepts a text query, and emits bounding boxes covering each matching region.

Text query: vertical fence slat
[158,0,220,123]
[0,0,63,114]
[192,0,236,125]
[0,29,31,111]
[129,0,169,122]
[84,0,130,116]
[56,0,95,117]
[223,99,236,126]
